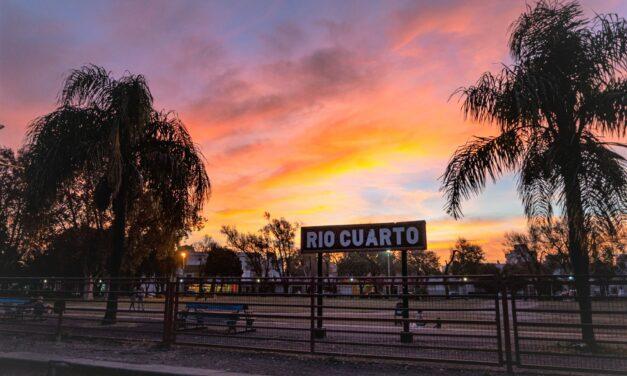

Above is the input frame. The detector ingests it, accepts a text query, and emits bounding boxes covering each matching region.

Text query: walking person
[136,285,145,312]
[129,287,137,311]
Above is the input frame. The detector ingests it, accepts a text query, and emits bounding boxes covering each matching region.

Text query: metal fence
[508,275,627,374]
[0,275,625,374]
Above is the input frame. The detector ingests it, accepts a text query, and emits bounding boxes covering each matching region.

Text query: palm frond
[60,64,113,108]
[137,111,210,231]
[517,133,561,219]
[586,78,627,137]
[590,13,627,74]
[441,129,523,218]
[579,135,627,235]
[24,106,109,212]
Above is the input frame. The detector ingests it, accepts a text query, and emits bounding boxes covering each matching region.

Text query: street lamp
[180,251,187,269]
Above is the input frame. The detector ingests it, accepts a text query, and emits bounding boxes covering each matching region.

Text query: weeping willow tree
[442,1,626,347]
[25,65,210,323]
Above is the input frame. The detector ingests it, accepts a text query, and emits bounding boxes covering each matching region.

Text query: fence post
[511,286,521,366]
[172,279,180,343]
[494,280,503,366]
[53,299,66,343]
[500,275,514,374]
[310,276,316,353]
[314,253,326,339]
[162,280,174,346]
[400,250,412,343]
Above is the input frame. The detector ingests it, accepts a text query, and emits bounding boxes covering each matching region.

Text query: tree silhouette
[25,65,210,323]
[442,1,626,346]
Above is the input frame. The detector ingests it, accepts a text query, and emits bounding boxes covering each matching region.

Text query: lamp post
[179,251,187,277]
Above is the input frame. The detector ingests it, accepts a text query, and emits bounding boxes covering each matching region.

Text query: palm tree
[442,1,625,347]
[25,65,210,323]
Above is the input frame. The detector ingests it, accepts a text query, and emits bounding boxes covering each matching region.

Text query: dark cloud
[190,46,381,135]
[260,22,307,55]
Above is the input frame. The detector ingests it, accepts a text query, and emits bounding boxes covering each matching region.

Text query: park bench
[0,298,30,320]
[177,302,254,334]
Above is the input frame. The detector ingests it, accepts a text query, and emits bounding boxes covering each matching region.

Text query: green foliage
[204,246,243,277]
[444,238,486,275]
[0,148,21,274]
[444,1,626,345]
[262,212,299,276]
[504,218,626,275]
[408,250,441,275]
[221,213,301,278]
[23,65,210,322]
[442,1,626,229]
[28,226,111,277]
[24,65,211,277]
[336,252,381,276]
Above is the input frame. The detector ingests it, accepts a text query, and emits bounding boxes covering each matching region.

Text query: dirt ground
[0,334,528,376]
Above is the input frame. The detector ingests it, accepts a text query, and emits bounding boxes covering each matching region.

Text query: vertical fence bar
[500,277,514,374]
[310,276,315,353]
[162,281,173,346]
[400,250,412,343]
[315,253,326,338]
[494,283,503,366]
[173,280,180,344]
[54,299,65,343]
[510,287,521,366]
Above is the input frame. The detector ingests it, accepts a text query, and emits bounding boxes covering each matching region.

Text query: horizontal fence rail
[0,275,625,374]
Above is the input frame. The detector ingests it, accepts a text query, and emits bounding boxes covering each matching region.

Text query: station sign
[300,220,426,253]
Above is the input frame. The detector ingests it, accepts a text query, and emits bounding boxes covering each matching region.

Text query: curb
[0,352,261,376]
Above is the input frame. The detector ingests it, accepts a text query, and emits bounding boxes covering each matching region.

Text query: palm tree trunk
[102,181,127,324]
[563,162,595,347]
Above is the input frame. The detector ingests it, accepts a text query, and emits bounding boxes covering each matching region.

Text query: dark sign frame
[300,220,426,253]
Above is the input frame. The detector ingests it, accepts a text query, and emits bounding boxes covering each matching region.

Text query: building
[180,250,208,278]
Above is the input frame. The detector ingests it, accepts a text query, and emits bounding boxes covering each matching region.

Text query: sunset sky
[1,0,625,262]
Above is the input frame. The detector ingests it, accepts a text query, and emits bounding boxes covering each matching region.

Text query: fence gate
[507,276,627,374]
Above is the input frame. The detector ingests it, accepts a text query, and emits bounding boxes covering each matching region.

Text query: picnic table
[0,298,30,320]
[177,302,255,334]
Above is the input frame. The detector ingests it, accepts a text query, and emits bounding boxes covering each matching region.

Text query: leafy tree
[444,238,486,275]
[408,250,441,275]
[221,225,273,278]
[0,148,24,275]
[441,1,626,346]
[337,252,378,276]
[505,218,624,276]
[24,65,210,323]
[262,212,299,277]
[204,246,243,277]
[27,226,111,277]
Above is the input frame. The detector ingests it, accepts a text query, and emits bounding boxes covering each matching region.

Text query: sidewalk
[0,351,261,376]
[0,336,519,376]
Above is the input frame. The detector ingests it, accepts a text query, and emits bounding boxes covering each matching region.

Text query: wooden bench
[0,298,30,320]
[177,303,254,334]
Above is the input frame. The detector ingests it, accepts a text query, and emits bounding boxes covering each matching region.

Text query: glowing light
[256,279,261,283]
[462,277,468,282]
